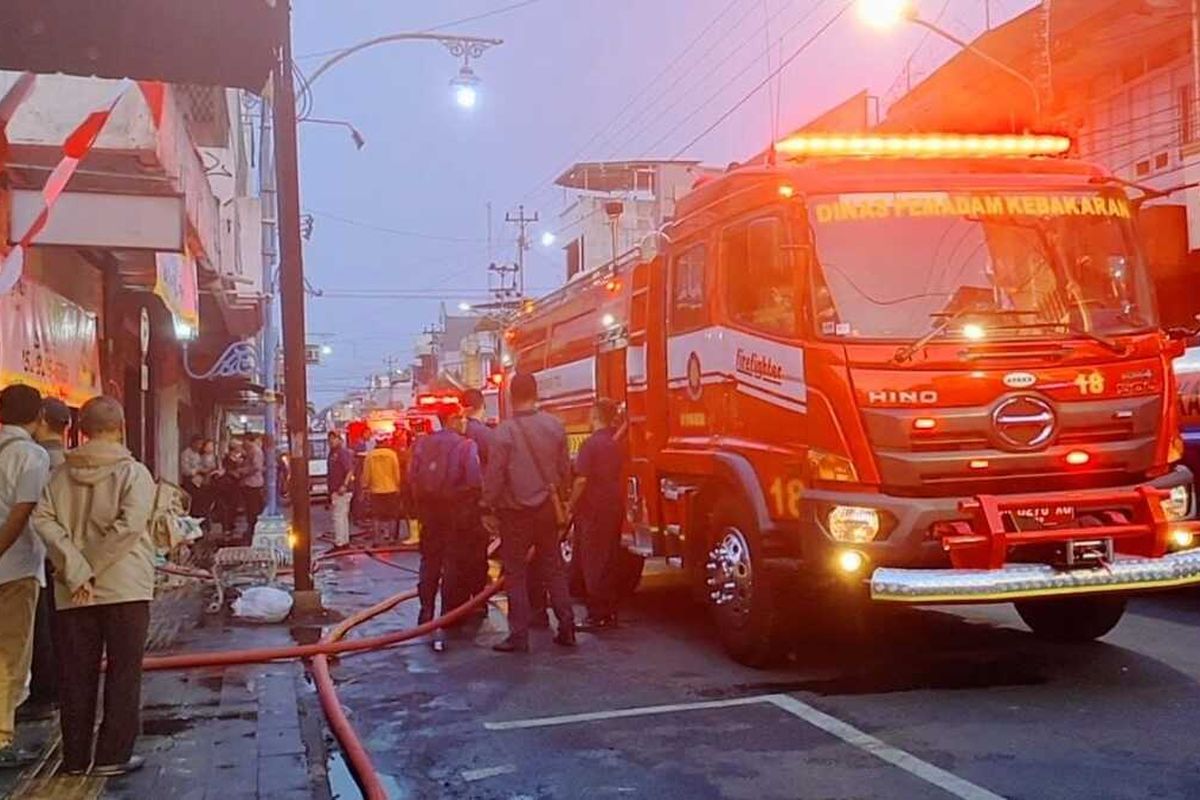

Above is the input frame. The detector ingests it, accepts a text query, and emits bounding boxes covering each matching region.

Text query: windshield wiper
[893,308,1032,364]
[987,319,1129,355]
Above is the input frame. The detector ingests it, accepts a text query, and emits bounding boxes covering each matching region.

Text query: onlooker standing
[239,433,266,537]
[482,373,576,653]
[461,390,494,612]
[36,398,70,471]
[179,435,206,515]
[361,437,402,544]
[30,397,70,706]
[409,411,481,651]
[0,385,51,767]
[33,396,154,777]
[569,399,625,630]
[327,431,355,549]
[214,438,245,534]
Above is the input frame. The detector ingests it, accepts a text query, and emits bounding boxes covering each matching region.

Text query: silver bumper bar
[870,548,1200,604]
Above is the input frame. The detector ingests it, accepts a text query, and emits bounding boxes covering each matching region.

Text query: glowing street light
[540,231,557,247]
[858,0,1041,123]
[451,65,480,109]
[320,344,334,356]
[457,301,473,311]
[856,0,912,29]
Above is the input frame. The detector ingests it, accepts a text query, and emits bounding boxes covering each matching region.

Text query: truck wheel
[706,499,785,667]
[1014,595,1127,642]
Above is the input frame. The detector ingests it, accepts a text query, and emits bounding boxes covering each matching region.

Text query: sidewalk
[4,601,334,800]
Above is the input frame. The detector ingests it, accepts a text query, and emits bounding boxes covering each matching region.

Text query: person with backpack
[409,410,481,652]
[482,373,576,653]
[0,385,51,767]
[33,395,155,777]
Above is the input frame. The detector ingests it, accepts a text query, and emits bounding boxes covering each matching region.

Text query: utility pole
[274,6,318,606]
[505,205,538,298]
[260,87,280,521]
[488,261,520,304]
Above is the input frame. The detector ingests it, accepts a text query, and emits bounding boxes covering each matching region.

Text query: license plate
[1012,505,1077,528]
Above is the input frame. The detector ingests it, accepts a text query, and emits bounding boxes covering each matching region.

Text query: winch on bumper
[801,468,1200,604]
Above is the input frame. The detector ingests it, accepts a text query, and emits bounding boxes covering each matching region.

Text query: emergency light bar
[775,133,1071,159]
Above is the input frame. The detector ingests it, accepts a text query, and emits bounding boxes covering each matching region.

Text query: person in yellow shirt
[361,437,404,545]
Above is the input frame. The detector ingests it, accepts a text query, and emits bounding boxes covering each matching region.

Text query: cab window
[723,217,796,337]
[669,244,707,333]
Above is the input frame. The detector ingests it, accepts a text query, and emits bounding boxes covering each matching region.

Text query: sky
[292,0,1038,404]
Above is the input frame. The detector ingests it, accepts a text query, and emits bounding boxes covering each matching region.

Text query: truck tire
[706,497,786,667]
[1014,595,1127,642]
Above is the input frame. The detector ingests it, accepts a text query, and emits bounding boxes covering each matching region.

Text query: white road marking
[764,695,1006,800]
[482,695,767,730]
[485,693,1007,800]
[461,764,518,782]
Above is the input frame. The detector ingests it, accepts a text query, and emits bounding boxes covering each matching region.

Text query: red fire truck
[506,133,1200,666]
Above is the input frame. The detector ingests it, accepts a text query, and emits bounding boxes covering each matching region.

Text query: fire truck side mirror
[1135,204,1197,329]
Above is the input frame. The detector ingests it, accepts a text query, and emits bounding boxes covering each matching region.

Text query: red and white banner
[0,78,134,294]
[0,280,101,407]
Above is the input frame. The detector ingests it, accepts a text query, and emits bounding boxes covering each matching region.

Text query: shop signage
[0,280,101,406]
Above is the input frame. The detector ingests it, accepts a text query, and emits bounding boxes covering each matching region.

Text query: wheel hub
[705,527,753,612]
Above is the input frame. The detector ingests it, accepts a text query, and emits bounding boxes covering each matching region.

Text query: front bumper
[799,466,1195,568]
[871,547,1200,603]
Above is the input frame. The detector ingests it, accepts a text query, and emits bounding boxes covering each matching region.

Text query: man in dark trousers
[409,410,480,652]
[461,389,493,616]
[482,373,576,653]
[569,398,625,630]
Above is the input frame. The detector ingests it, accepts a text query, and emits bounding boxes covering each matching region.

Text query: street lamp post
[859,0,1041,125]
[303,32,502,106]
[268,22,503,608]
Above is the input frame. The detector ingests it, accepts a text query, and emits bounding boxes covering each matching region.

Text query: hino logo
[992,395,1056,450]
[867,390,938,405]
[1003,371,1037,389]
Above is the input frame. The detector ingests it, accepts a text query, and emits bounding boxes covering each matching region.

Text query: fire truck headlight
[827,505,881,543]
[1162,484,1191,521]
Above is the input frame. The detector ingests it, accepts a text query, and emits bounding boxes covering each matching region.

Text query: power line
[512,0,752,207]
[296,0,541,60]
[639,0,832,159]
[670,1,853,158]
[304,208,488,243]
[600,0,783,159]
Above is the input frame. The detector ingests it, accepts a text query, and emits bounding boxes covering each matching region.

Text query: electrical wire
[604,0,804,160]
[305,208,488,243]
[639,0,832,159]
[512,0,751,207]
[669,1,853,159]
[296,0,543,60]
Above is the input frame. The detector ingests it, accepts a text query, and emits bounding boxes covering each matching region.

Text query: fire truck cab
[506,133,1200,666]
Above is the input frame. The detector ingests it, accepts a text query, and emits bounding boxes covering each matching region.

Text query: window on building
[723,216,797,337]
[669,244,707,333]
[566,238,584,280]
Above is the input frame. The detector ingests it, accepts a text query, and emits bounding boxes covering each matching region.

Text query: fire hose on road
[142,542,506,800]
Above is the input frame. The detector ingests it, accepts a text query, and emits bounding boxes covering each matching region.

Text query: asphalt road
[319,545,1200,800]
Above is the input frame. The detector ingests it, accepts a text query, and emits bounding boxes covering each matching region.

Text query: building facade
[0,73,265,481]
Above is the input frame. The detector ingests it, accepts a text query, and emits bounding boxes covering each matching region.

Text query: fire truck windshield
[807,189,1156,342]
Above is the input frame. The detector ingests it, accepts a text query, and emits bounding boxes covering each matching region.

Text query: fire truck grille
[861,395,1161,496]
